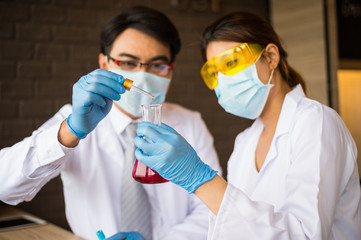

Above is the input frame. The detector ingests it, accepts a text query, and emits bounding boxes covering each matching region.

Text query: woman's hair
[100,6,181,63]
[201,12,306,91]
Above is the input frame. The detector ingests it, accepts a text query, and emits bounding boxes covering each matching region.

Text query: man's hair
[100,6,181,63]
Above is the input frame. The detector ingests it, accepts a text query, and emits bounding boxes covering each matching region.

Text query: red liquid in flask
[132,159,168,183]
[132,104,168,184]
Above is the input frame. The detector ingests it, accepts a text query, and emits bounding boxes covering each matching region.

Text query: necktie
[120,122,153,239]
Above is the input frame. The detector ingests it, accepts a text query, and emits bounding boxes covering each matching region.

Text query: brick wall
[0,0,268,231]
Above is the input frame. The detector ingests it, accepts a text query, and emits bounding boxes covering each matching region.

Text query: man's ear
[170,61,176,76]
[170,61,176,69]
[264,43,280,70]
[99,53,108,70]
[164,61,175,95]
[166,61,176,81]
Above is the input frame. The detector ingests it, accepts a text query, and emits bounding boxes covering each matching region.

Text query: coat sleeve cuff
[23,122,74,178]
[35,122,69,166]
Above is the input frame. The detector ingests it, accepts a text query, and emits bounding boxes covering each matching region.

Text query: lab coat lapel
[258,85,305,174]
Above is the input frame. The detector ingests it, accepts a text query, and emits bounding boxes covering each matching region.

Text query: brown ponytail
[279,58,307,93]
[201,12,306,93]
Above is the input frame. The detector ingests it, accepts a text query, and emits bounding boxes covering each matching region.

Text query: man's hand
[67,68,126,139]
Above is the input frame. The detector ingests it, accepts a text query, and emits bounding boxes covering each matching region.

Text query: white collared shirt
[208,85,361,240]
[0,102,222,240]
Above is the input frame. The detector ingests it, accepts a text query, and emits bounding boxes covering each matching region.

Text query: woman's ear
[98,53,108,70]
[264,43,280,70]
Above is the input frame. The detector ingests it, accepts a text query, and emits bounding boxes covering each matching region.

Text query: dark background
[0,0,268,231]
[336,0,361,60]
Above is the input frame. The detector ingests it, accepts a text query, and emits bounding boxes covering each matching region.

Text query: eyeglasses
[200,43,264,90]
[107,56,172,76]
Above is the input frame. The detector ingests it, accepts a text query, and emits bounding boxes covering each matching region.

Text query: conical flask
[132,104,168,184]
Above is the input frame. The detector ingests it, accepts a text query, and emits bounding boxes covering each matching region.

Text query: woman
[134,12,361,239]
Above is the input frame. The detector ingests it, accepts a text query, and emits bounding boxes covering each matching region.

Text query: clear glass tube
[132,104,168,184]
[130,85,155,100]
[123,78,155,100]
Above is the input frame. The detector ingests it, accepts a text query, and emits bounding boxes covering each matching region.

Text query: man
[0,6,221,240]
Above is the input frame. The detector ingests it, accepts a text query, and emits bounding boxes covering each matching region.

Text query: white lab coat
[208,85,361,240]
[0,102,222,240]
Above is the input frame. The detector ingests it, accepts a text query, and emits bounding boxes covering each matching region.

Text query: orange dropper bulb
[123,78,133,91]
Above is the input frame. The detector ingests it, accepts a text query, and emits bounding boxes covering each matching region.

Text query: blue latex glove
[67,68,125,139]
[106,232,145,240]
[134,122,218,193]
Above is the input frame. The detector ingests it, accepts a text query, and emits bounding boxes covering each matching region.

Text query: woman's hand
[134,122,218,193]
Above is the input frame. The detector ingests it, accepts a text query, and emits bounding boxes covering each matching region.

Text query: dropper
[123,79,155,100]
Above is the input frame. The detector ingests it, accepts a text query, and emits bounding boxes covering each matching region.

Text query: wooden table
[0,206,84,240]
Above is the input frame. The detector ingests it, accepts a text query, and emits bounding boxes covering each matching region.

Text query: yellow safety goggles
[200,43,264,89]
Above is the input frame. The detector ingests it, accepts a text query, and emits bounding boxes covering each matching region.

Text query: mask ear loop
[256,48,274,85]
[105,55,111,70]
[267,69,275,85]
[255,52,274,86]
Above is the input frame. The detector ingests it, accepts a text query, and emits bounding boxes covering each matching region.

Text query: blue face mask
[214,62,274,119]
[111,69,170,117]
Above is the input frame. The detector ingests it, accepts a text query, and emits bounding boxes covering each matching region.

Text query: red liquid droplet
[132,159,169,184]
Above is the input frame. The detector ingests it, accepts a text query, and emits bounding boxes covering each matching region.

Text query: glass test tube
[132,104,169,184]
